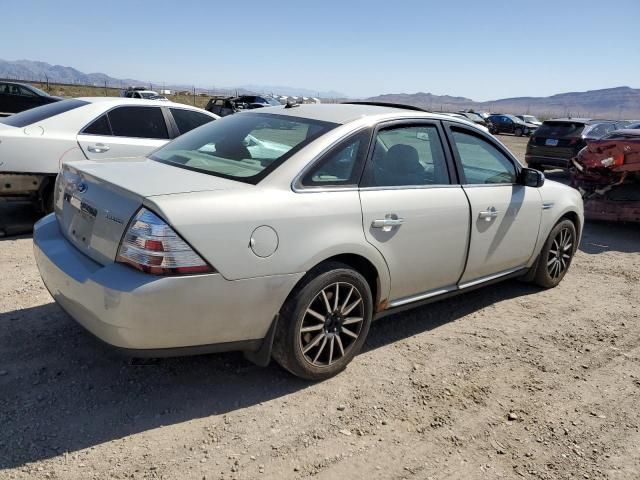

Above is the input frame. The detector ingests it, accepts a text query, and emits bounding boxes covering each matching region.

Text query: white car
[0,98,218,211]
[33,102,583,380]
[123,89,168,101]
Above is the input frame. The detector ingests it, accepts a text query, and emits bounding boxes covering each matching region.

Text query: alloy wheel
[547,226,573,279]
[298,282,364,367]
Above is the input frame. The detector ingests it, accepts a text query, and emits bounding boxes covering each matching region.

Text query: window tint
[18,86,36,97]
[363,125,449,187]
[82,114,112,135]
[0,99,88,128]
[108,106,169,139]
[170,108,214,134]
[302,130,370,186]
[452,129,516,184]
[535,121,585,138]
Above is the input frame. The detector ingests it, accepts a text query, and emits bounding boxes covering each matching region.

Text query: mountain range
[1,59,638,117]
[0,59,345,98]
[367,87,640,119]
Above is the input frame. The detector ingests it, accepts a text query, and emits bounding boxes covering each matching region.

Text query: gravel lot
[1,135,639,479]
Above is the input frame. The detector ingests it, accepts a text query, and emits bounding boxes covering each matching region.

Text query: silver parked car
[33,103,584,380]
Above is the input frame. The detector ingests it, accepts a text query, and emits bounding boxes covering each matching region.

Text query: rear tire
[531,219,577,288]
[272,262,373,380]
[43,187,55,214]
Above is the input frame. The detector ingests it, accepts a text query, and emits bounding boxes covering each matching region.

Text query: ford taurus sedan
[33,103,584,380]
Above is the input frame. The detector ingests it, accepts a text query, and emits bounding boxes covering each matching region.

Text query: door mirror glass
[520,167,545,188]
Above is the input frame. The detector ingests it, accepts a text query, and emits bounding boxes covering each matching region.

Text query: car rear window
[0,99,88,128]
[535,121,585,138]
[150,112,338,184]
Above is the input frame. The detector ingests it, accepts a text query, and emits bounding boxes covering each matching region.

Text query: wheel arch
[288,251,390,313]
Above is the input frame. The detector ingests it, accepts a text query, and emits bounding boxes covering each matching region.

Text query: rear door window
[302,130,370,187]
[0,99,88,128]
[82,114,112,135]
[107,106,169,139]
[170,108,214,134]
[362,124,450,187]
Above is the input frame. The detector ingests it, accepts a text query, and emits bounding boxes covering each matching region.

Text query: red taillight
[116,208,213,275]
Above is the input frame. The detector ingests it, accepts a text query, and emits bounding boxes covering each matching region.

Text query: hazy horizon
[4,0,640,100]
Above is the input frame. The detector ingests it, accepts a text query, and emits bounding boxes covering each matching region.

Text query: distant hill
[0,59,346,98]
[367,87,640,119]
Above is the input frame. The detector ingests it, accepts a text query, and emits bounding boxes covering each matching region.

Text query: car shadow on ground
[0,200,42,238]
[579,221,640,254]
[0,278,541,469]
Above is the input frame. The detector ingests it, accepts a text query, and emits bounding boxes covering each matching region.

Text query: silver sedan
[33,103,584,379]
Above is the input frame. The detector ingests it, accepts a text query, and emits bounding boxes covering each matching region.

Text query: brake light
[116,208,213,275]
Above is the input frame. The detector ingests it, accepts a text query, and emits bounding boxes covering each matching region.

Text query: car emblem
[76,182,88,193]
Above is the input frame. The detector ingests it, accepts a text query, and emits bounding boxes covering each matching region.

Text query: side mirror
[520,167,545,188]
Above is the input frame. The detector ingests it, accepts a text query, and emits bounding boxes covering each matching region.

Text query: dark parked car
[526,118,626,170]
[205,96,244,117]
[0,81,61,115]
[487,114,538,136]
[236,95,281,107]
[205,95,281,116]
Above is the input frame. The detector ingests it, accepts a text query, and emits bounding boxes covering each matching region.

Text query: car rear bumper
[33,214,304,354]
[525,155,571,169]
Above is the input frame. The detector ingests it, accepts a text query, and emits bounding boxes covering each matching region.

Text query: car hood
[64,157,251,197]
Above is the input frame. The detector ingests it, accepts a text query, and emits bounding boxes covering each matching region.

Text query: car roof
[76,97,204,109]
[249,103,453,125]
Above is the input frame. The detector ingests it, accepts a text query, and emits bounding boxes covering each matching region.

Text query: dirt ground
[1,135,639,479]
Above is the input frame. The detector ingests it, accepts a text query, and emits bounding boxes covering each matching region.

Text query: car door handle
[371,216,405,231]
[87,143,110,153]
[478,207,499,221]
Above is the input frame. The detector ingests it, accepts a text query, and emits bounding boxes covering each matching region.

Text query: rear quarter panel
[147,188,391,300]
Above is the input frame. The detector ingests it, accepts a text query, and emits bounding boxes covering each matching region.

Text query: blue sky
[4,0,640,100]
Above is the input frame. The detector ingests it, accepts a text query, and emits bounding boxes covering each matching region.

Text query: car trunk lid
[55,158,248,264]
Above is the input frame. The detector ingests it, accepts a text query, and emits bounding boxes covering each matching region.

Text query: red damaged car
[570,129,640,223]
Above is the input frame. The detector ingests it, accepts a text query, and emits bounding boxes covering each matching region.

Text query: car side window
[451,128,517,184]
[82,114,112,136]
[170,108,214,134]
[362,124,449,187]
[301,130,370,187]
[107,106,169,139]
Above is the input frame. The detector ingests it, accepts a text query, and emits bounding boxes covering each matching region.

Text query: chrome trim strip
[458,266,526,290]
[388,286,457,308]
[359,184,460,191]
[462,183,518,188]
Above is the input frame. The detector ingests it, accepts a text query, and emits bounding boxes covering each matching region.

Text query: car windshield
[27,85,49,96]
[535,121,585,138]
[522,116,538,123]
[139,92,157,99]
[266,98,281,106]
[150,112,338,183]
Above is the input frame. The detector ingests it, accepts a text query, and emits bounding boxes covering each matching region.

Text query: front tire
[532,219,577,288]
[515,127,524,137]
[272,262,373,380]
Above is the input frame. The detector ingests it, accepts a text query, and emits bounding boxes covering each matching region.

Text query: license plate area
[63,192,97,246]
[545,138,559,146]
